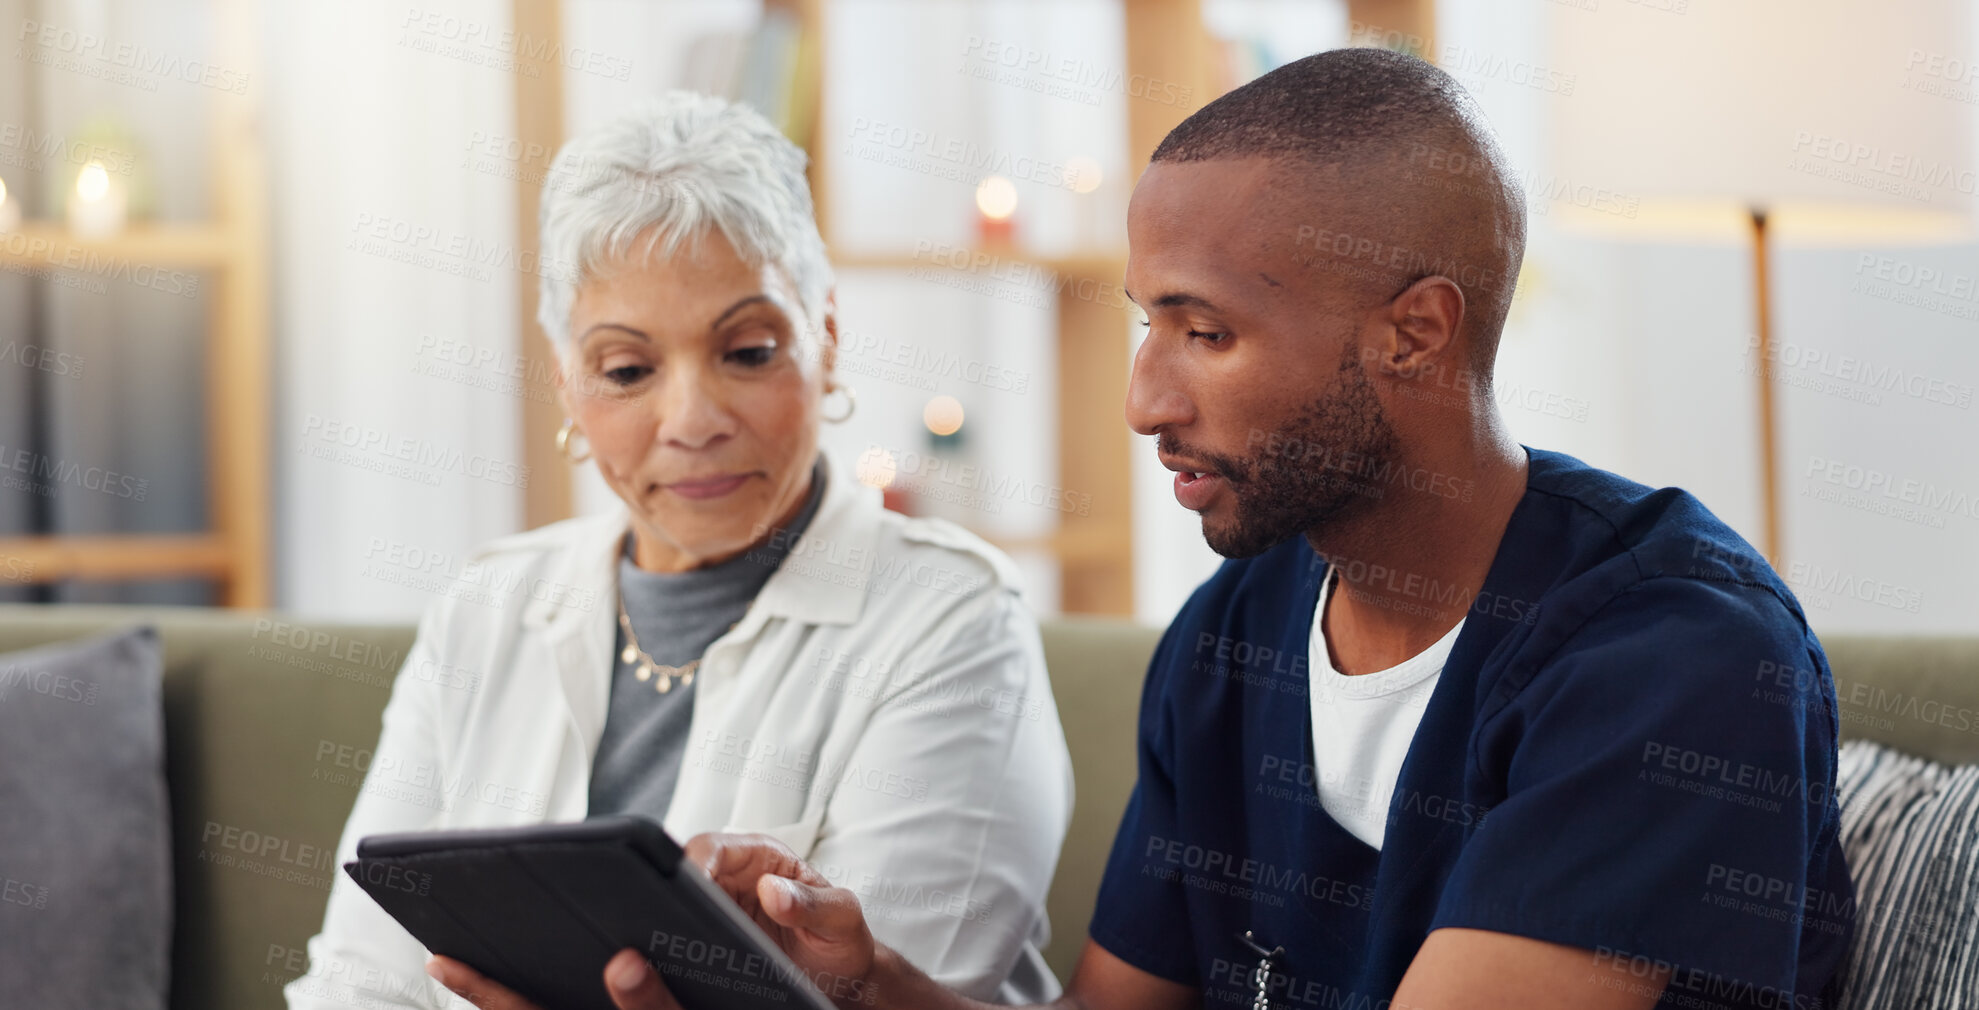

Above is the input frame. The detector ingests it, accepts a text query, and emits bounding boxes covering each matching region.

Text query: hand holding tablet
[344,817,857,1010]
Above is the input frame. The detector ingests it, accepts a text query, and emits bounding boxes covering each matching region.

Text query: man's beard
[1165,343,1401,559]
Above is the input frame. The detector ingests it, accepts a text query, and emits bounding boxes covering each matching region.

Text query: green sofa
[0,604,1973,1009]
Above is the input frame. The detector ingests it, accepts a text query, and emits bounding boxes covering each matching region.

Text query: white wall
[267,0,524,621]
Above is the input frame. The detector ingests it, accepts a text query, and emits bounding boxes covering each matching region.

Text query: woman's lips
[1173,469,1225,511]
[664,473,752,500]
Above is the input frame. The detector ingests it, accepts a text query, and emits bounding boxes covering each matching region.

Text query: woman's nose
[655,370,736,450]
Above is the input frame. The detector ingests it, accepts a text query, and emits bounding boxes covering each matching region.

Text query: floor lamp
[1547,0,1974,571]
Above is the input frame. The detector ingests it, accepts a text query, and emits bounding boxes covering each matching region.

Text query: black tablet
[344,816,838,1010]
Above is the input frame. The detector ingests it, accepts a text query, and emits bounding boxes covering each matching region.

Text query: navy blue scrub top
[1091,447,1854,1010]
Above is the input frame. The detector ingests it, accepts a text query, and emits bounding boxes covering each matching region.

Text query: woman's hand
[424,832,878,1010]
[681,832,880,1005]
[426,949,681,1010]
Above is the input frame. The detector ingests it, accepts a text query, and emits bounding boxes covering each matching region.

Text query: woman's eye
[1187,330,1229,344]
[603,364,651,385]
[727,345,776,367]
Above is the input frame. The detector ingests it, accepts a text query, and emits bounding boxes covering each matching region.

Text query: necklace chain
[617,596,698,693]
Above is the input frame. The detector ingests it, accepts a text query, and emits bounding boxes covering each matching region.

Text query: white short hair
[536,92,832,353]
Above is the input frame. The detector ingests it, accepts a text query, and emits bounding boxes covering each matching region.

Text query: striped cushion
[1833,739,1979,1009]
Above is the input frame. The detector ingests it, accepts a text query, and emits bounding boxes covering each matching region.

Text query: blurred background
[0,0,1974,634]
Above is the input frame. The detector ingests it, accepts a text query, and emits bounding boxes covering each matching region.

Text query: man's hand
[425,949,680,1010]
[680,832,878,999]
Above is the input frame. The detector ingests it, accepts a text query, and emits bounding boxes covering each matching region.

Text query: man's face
[1124,157,1401,558]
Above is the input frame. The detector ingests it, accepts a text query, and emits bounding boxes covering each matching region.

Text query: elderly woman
[286,93,1072,1010]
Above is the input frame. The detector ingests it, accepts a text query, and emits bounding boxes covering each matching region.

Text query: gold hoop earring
[821,382,857,424]
[555,418,591,462]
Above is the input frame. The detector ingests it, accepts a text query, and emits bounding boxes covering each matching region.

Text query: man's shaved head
[1125,48,1530,559]
[1154,48,1526,364]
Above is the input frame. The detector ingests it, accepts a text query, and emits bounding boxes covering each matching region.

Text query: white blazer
[286,461,1074,1009]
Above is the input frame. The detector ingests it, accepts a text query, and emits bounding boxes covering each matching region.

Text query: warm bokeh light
[1066,156,1103,195]
[975,175,1018,220]
[855,446,898,489]
[923,395,965,437]
[76,161,110,202]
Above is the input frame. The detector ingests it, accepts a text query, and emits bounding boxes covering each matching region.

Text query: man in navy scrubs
[432,47,1853,1010]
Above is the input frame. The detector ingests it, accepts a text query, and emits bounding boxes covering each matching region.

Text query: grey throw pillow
[0,625,171,1010]
[1833,739,1979,1009]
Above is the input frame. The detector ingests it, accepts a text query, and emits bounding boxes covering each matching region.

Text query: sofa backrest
[0,605,408,1010]
[0,604,1970,1008]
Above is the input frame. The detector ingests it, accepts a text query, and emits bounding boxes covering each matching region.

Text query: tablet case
[344,816,839,1010]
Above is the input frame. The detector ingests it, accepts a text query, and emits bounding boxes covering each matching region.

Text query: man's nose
[1125,334,1192,436]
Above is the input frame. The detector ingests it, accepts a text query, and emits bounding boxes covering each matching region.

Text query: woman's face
[560,230,833,572]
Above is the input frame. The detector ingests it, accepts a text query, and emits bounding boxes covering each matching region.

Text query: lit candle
[975,175,1017,247]
[0,175,18,232]
[67,160,127,238]
[1066,155,1102,249]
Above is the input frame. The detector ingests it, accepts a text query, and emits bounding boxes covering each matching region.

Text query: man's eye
[1188,330,1229,344]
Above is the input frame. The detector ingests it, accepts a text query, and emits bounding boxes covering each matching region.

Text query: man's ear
[1376,275,1465,378]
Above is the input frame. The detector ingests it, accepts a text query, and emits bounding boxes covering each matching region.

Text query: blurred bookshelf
[808,0,1211,616]
[0,0,270,606]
